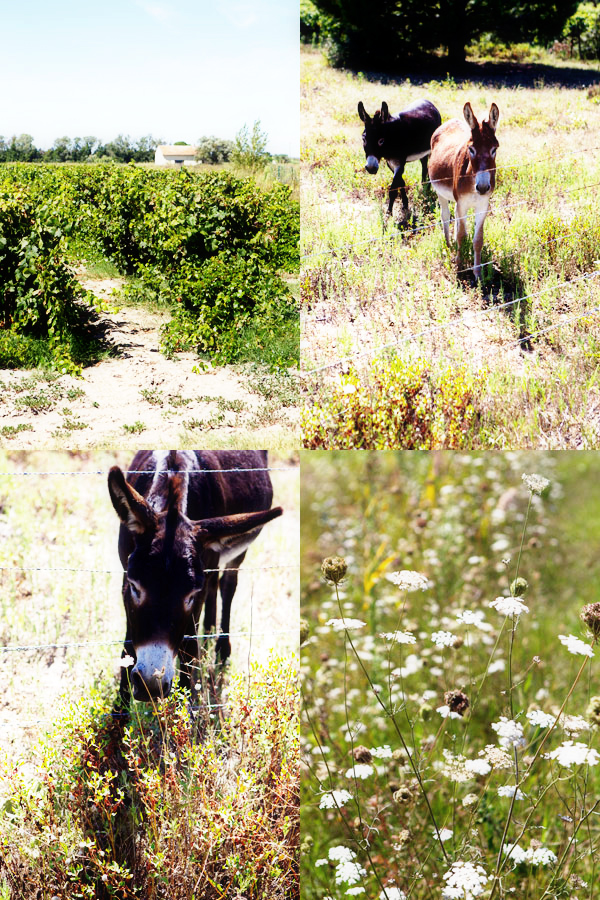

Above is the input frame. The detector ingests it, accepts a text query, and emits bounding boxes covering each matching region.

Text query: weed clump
[0,656,299,899]
[302,356,485,449]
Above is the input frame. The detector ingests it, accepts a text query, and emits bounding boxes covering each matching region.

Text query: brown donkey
[428,102,499,280]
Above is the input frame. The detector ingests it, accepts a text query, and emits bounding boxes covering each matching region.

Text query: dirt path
[0,278,298,449]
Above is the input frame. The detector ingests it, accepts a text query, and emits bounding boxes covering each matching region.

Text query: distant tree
[310,0,579,67]
[232,120,270,172]
[195,135,234,164]
[174,141,189,145]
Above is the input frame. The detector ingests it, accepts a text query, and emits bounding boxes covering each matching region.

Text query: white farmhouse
[154,145,198,166]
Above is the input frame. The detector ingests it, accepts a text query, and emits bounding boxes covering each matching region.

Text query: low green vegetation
[0,162,299,372]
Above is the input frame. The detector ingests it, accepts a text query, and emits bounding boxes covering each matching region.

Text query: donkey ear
[358,101,368,122]
[195,507,283,554]
[108,467,157,535]
[380,101,390,122]
[463,102,478,131]
[487,102,499,132]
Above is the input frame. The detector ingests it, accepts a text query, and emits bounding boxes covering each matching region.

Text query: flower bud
[321,557,348,584]
[353,745,372,764]
[510,577,528,597]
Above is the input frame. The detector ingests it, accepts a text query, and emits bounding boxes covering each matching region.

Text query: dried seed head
[581,603,600,640]
[300,618,310,646]
[393,829,412,848]
[321,556,348,584]
[586,696,600,726]
[392,785,413,804]
[353,745,373,764]
[510,577,528,597]
[444,689,470,716]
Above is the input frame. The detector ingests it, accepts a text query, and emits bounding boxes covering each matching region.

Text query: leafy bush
[302,356,485,448]
[0,190,98,371]
[195,136,234,164]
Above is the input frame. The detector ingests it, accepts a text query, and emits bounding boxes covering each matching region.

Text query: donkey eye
[490,147,496,157]
[378,138,385,147]
[128,581,143,606]
[468,146,476,157]
[183,591,198,613]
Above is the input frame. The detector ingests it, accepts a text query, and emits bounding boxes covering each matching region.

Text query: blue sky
[1,0,299,155]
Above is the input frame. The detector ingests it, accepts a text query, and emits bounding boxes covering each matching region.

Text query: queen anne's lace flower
[431,631,457,647]
[379,631,416,644]
[497,785,525,799]
[387,570,429,591]
[492,717,526,750]
[456,610,492,631]
[490,596,529,616]
[522,473,550,494]
[504,843,557,867]
[319,790,353,809]
[328,846,366,885]
[379,889,407,900]
[527,710,556,728]
[326,618,366,632]
[441,861,490,899]
[437,705,461,720]
[345,764,374,779]
[558,634,594,657]
[544,740,600,768]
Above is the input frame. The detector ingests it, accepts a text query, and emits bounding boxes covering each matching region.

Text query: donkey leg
[216,551,247,665]
[473,207,488,281]
[454,198,469,269]
[438,197,451,247]
[387,162,407,224]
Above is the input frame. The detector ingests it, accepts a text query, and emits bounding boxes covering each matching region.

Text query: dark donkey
[108,449,282,703]
[358,98,442,223]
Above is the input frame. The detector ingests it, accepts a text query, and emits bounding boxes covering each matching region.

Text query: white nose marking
[365,155,379,172]
[133,642,175,689]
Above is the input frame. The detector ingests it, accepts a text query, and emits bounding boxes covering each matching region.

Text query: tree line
[301,0,587,68]
[0,122,294,167]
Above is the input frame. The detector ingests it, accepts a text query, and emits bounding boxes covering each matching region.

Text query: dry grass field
[301,46,600,448]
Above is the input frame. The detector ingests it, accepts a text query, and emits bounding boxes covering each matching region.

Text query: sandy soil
[0,277,298,448]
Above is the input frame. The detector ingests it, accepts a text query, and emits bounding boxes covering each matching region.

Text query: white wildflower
[119,654,135,667]
[326,618,366,632]
[462,793,478,807]
[387,570,429,591]
[431,631,457,648]
[527,710,556,729]
[562,715,589,735]
[379,631,416,644]
[441,860,490,899]
[319,790,353,809]
[395,654,423,678]
[558,634,594,657]
[328,846,367,886]
[529,847,558,866]
[379,889,406,900]
[456,610,492,631]
[544,740,600,768]
[503,843,528,866]
[464,758,491,776]
[504,843,557,867]
[497,785,525,799]
[345,764,374,779]
[491,717,526,750]
[370,745,393,759]
[479,745,514,769]
[437,828,453,842]
[329,846,355,863]
[346,889,365,896]
[315,858,328,867]
[522,473,550,494]
[490,596,529,617]
[437,705,461,720]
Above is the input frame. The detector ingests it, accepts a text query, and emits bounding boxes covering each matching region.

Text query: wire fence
[0,464,299,734]
[303,267,600,375]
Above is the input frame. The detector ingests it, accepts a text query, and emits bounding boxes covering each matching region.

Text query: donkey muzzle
[131,642,176,701]
[475,172,492,195]
[365,155,379,174]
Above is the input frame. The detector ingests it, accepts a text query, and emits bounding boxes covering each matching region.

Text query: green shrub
[302,356,485,448]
